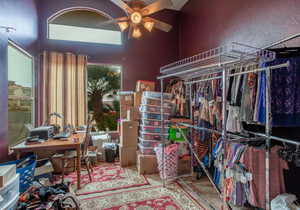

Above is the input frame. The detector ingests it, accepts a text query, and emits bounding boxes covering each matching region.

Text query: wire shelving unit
[157,41,296,210]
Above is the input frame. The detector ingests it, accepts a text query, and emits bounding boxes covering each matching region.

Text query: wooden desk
[11,133,85,189]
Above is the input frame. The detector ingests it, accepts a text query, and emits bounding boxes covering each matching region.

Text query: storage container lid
[0,173,19,192]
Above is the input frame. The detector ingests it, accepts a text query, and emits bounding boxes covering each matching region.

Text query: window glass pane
[49,24,122,45]
[8,44,33,146]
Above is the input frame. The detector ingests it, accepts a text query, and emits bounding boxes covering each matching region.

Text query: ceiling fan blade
[96,17,128,27]
[128,24,133,39]
[110,0,133,16]
[142,0,173,16]
[144,17,172,32]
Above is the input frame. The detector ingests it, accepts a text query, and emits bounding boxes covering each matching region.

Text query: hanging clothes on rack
[257,55,300,127]
[212,138,224,189]
[165,79,189,117]
[223,142,250,206]
[240,145,288,209]
[222,141,289,209]
[240,65,258,124]
[226,67,245,133]
[257,69,267,125]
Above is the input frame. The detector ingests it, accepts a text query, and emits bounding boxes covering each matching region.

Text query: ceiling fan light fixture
[130,12,142,24]
[118,22,129,32]
[144,21,155,32]
[132,27,142,38]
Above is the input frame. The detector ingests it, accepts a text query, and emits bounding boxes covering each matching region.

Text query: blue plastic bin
[0,155,36,193]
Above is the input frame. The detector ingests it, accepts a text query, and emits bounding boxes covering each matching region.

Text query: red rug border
[82,181,205,209]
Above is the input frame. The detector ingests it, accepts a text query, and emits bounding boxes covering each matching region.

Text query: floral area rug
[81,183,205,210]
[178,176,223,210]
[58,164,150,195]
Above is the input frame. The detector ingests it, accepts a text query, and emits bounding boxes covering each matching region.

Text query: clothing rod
[175,124,222,196]
[228,62,289,77]
[247,131,300,146]
[177,122,245,140]
[183,69,223,80]
[178,123,223,135]
[180,121,300,146]
[263,33,300,49]
[185,76,222,85]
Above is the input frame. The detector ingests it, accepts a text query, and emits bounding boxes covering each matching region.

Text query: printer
[29,126,54,140]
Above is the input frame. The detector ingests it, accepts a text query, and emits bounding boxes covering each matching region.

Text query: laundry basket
[0,155,36,193]
[155,144,179,181]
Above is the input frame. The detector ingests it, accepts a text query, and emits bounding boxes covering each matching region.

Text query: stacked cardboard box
[136,80,155,92]
[134,80,155,110]
[137,151,159,175]
[119,120,139,167]
[134,92,143,108]
[119,92,134,120]
[178,156,192,176]
[119,91,142,122]
[119,81,156,169]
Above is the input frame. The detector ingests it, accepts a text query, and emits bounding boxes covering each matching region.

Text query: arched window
[48,8,122,45]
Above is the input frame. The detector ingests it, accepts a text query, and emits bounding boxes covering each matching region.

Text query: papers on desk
[25,137,44,145]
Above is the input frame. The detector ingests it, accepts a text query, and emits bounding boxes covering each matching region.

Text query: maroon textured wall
[37,0,179,90]
[179,0,300,58]
[0,0,39,161]
[0,33,8,161]
[0,0,39,54]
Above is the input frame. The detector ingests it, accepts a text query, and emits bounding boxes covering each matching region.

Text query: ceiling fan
[103,0,173,39]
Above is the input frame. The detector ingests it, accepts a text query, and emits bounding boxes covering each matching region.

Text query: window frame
[8,40,35,147]
[48,23,123,45]
[47,7,123,45]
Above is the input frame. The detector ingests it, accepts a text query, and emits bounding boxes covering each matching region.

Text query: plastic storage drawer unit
[139,105,172,113]
[140,125,169,134]
[139,138,160,147]
[141,97,172,107]
[140,119,170,127]
[142,91,172,100]
[1,193,19,210]
[140,131,168,141]
[0,174,19,209]
[138,144,156,155]
[140,112,170,121]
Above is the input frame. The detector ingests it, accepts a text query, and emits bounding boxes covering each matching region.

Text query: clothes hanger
[227,136,265,144]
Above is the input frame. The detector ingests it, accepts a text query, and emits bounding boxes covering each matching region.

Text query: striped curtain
[37,51,87,129]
